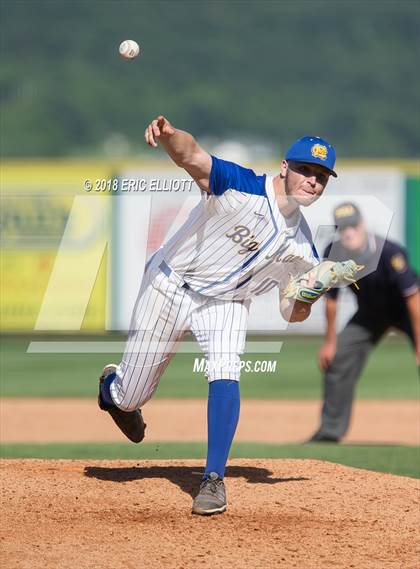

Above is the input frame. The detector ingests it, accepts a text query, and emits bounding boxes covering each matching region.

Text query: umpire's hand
[318,341,337,372]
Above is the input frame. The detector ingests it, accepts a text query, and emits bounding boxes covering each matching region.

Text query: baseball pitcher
[98,116,361,514]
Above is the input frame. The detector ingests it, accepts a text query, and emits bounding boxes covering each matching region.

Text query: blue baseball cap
[285,135,337,178]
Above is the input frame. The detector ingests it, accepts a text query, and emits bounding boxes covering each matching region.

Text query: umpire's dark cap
[333,202,363,228]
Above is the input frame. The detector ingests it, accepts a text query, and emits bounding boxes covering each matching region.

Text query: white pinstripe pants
[110,258,250,411]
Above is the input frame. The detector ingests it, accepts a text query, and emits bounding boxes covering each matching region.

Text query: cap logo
[335,205,355,219]
[311,143,328,161]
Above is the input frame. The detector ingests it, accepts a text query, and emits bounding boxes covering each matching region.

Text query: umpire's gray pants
[316,321,379,440]
[315,313,415,440]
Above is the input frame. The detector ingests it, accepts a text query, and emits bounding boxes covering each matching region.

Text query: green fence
[406,177,420,272]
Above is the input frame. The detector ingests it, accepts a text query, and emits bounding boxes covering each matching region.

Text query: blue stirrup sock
[204,379,240,479]
[100,372,116,408]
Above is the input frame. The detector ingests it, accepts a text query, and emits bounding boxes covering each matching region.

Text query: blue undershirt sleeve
[209,155,266,196]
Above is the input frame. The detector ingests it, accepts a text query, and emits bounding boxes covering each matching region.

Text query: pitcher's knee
[110,355,169,410]
[115,398,140,412]
[113,384,153,411]
[111,389,151,412]
[108,367,152,411]
[110,365,158,412]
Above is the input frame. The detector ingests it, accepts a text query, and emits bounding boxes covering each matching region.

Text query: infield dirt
[2,398,419,444]
[1,458,419,569]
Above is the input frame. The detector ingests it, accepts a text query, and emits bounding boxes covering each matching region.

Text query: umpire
[309,202,419,442]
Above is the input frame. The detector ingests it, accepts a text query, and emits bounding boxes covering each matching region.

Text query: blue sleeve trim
[299,216,319,260]
[323,242,333,260]
[209,155,266,197]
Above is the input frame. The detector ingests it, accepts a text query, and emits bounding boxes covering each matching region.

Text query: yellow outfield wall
[1,161,113,331]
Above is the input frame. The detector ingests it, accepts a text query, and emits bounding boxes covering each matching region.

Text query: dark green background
[1,0,419,158]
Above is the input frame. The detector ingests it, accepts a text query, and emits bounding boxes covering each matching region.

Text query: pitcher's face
[282,160,330,206]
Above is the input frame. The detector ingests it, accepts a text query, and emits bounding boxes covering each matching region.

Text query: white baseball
[119,40,140,60]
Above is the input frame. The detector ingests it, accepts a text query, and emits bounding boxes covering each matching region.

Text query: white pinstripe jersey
[159,156,320,300]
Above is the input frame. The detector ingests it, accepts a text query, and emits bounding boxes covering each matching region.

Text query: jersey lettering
[226,225,260,255]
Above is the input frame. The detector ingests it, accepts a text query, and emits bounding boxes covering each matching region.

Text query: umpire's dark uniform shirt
[325,235,418,341]
[312,235,419,440]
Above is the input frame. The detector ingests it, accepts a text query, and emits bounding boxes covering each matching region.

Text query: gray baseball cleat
[192,472,227,515]
[98,364,146,443]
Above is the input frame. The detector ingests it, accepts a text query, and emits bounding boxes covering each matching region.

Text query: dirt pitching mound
[1,459,419,569]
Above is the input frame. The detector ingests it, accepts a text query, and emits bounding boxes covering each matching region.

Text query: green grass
[1,442,419,479]
[1,334,418,399]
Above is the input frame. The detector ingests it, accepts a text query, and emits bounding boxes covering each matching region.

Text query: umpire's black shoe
[98,364,146,444]
[306,432,339,444]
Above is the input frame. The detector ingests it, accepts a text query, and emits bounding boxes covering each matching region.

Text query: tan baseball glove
[283,260,364,304]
